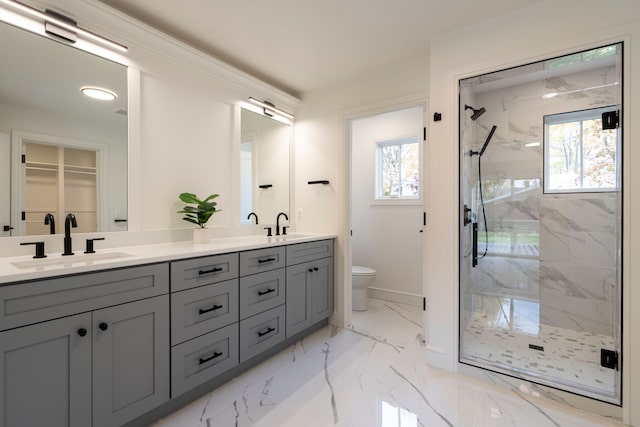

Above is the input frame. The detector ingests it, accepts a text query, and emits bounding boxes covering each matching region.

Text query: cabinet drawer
[171,253,238,292]
[171,323,239,398]
[239,305,285,363]
[286,240,333,266]
[239,247,285,277]
[171,279,239,345]
[239,269,285,320]
[0,263,169,332]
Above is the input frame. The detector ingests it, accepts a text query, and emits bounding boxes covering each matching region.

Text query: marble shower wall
[461,59,621,337]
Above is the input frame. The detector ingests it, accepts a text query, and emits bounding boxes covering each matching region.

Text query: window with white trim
[375,135,420,200]
[544,106,619,193]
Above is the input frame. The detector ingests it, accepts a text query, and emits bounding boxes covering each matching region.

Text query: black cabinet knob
[98,322,109,331]
[308,268,313,273]
[77,328,87,337]
[313,267,319,271]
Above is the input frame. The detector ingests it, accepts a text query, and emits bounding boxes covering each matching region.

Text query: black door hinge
[602,110,619,130]
[21,211,26,221]
[601,349,618,370]
[21,154,26,163]
[423,297,426,311]
[423,127,427,141]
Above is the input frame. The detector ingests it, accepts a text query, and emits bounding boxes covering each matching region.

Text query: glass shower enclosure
[459,43,622,404]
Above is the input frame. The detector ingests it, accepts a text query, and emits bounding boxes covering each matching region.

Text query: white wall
[295,55,429,326]
[425,0,640,423]
[351,106,424,301]
[139,74,233,229]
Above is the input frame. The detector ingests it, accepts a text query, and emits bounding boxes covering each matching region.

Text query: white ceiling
[97,0,542,98]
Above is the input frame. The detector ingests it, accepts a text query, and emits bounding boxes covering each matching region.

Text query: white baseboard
[367,287,422,307]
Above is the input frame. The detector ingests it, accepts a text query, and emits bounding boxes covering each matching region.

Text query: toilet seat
[352,265,376,276]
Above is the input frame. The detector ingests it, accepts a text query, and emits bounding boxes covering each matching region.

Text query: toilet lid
[352,265,376,275]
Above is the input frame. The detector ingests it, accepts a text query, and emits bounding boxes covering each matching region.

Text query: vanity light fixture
[81,86,117,101]
[0,0,128,52]
[248,97,294,120]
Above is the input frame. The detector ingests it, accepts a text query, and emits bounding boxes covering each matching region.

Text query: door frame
[342,93,428,332]
[10,130,108,235]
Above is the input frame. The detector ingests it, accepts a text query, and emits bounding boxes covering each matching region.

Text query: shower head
[465,104,486,121]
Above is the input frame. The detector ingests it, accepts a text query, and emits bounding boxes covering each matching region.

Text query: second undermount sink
[11,252,133,269]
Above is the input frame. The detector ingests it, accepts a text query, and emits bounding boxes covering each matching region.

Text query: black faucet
[275,212,288,236]
[247,212,259,224]
[62,213,78,256]
[44,213,55,234]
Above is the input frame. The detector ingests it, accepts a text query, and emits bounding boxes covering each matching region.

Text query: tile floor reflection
[151,299,621,427]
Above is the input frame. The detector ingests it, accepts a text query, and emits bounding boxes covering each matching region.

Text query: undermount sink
[277,233,313,239]
[11,252,133,269]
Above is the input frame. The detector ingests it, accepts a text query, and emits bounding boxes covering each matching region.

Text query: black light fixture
[248,97,294,120]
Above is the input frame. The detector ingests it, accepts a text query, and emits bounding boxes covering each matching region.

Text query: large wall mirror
[0,20,128,237]
[240,108,290,225]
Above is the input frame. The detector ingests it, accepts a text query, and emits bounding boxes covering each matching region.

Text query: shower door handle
[472,222,478,267]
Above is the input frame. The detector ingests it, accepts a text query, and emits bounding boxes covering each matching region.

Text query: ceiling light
[525,142,540,147]
[81,87,117,101]
[0,0,128,52]
[542,92,558,99]
[248,97,294,120]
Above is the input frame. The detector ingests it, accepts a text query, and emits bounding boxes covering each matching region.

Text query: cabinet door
[92,295,170,427]
[311,257,334,322]
[285,263,312,338]
[0,313,92,427]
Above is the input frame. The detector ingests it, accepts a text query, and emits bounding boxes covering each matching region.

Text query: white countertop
[0,233,335,284]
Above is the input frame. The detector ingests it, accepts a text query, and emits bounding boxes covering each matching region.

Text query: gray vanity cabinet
[0,313,92,427]
[285,240,334,338]
[92,295,170,427]
[169,254,241,398]
[0,263,170,427]
[238,247,287,363]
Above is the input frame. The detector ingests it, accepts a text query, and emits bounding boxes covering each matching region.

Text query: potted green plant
[177,192,221,242]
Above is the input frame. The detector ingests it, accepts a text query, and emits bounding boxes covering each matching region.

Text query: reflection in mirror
[240,108,290,225]
[0,21,128,237]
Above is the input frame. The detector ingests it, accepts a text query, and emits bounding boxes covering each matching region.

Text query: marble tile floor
[151,298,622,427]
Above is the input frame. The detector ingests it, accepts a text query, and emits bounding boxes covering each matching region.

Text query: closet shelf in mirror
[64,165,97,175]
[25,161,58,171]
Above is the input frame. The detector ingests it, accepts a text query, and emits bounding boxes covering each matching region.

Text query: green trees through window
[544,106,619,192]
[376,136,420,199]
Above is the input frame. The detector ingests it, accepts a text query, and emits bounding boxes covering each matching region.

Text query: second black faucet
[62,213,78,256]
[276,212,288,236]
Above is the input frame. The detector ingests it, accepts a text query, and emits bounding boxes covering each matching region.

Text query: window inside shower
[458,42,622,404]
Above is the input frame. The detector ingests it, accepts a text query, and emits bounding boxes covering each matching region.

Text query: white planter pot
[192,227,210,243]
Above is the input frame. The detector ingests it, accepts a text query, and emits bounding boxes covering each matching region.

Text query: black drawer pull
[308,268,313,273]
[258,288,276,296]
[257,327,276,337]
[314,267,319,271]
[199,351,223,365]
[257,257,276,264]
[199,304,223,315]
[199,267,223,275]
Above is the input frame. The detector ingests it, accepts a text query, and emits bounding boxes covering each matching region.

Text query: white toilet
[352,265,376,311]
